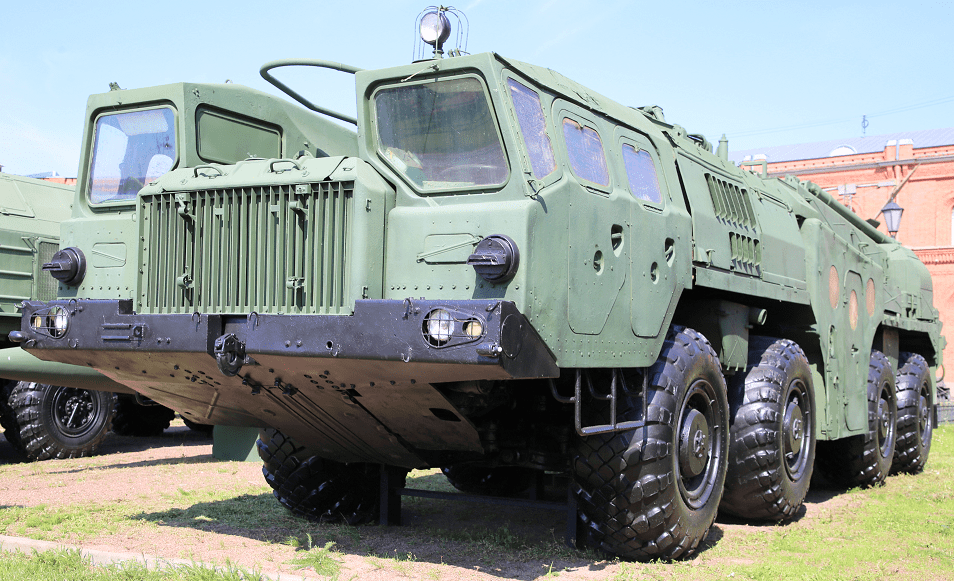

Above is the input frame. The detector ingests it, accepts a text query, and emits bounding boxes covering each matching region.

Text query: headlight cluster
[422,308,485,347]
[30,305,70,338]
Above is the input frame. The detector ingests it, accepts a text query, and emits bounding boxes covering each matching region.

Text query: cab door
[615,130,680,339]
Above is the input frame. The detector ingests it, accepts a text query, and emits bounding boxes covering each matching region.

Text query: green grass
[611,424,954,581]
[0,548,264,581]
[1,425,952,580]
[714,425,954,581]
[287,539,342,578]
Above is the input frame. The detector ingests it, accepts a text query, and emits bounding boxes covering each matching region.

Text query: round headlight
[467,234,520,284]
[425,309,454,345]
[463,319,483,338]
[33,306,70,338]
[42,247,87,286]
[420,10,451,47]
[51,306,70,338]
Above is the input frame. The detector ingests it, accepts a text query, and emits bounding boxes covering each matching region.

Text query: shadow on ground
[128,470,738,580]
[132,490,610,580]
[0,425,212,466]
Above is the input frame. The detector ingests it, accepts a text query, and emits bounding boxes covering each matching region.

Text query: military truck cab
[43,82,357,307]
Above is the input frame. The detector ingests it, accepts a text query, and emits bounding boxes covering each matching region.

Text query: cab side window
[563,118,608,186]
[621,144,662,204]
[507,79,556,179]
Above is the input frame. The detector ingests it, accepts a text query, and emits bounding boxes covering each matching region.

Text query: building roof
[729,127,954,164]
[25,171,66,179]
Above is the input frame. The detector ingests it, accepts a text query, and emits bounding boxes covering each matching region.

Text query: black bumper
[13,299,558,468]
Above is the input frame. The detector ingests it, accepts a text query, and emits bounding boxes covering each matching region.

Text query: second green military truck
[0,173,181,459]
[0,173,122,460]
[10,9,942,560]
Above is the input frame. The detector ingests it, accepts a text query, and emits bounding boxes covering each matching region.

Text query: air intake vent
[705,174,756,229]
[705,173,761,274]
[140,181,354,315]
[36,242,59,301]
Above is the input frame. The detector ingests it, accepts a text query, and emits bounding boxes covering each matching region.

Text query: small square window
[621,144,661,204]
[563,118,608,187]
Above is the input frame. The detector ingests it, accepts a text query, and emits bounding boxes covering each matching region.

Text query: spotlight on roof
[413,6,468,60]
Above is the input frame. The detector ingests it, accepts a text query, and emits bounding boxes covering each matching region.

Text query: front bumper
[13,298,558,468]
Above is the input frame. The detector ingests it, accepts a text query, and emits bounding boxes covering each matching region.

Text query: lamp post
[881,201,903,239]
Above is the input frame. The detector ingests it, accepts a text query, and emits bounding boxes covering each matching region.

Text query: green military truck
[0,173,124,460]
[0,174,168,458]
[9,9,942,560]
[1,79,357,457]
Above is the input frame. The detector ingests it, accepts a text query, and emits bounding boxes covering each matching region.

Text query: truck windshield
[374,77,507,191]
[88,108,176,204]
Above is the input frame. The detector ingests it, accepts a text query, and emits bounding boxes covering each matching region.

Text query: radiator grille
[140,181,353,314]
[36,242,59,301]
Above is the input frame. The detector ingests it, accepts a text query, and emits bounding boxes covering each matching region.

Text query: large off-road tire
[9,382,116,461]
[816,350,896,488]
[1,380,24,450]
[111,395,176,437]
[257,428,404,524]
[441,464,536,496]
[572,326,729,561]
[720,338,815,520]
[891,353,933,474]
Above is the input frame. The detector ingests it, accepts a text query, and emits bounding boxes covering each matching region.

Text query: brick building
[26,171,77,186]
[732,128,954,374]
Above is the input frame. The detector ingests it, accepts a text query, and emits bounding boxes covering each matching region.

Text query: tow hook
[214,333,246,376]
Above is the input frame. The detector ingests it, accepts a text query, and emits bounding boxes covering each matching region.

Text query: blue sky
[2,0,952,177]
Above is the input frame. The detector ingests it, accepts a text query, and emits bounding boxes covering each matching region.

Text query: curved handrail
[268,159,301,173]
[192,165,223,178]
[260,59,363,125]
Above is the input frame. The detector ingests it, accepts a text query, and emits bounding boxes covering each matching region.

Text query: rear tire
[816,351,896,488]
[720,338,815,521]
[891,353,932,474]
[111,395,175,437]
[257,428,404,524]
[441,464,536,496]
[571,326,728,561]
[10,382,116,461]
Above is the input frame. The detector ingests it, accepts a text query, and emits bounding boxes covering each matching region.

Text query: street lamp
[880,201,904,238]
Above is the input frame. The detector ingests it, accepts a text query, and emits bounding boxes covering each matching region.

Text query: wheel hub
[784,399,804,456]
[877,398,890,442]
[918,393,929,439]
[679,408,710,478]
[53,388,97,436]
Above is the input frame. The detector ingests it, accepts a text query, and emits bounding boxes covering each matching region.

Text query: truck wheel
[258,427,310,491]
[572,326,728,561]
[10,382,116,461]
[441,464,536,496]
[720,338,815,520]
[817,350,897,488]
[1,380,24,451]
[111,395,176,436]
[891,353,932,474]
[256,428,405,524]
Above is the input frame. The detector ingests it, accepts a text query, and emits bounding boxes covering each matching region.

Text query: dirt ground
[0,422,858,581]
